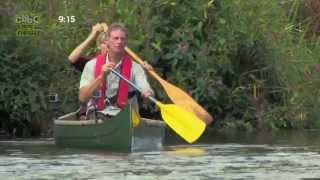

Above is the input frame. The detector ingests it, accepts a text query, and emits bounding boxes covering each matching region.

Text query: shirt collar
[106,53,122,69]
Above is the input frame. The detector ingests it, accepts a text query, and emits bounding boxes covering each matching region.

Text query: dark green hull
[54,105,165,152]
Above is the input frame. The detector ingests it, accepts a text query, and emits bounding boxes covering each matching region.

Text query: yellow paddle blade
[124,47,213,125]
[156,75,213,124]
[156,101,206,143]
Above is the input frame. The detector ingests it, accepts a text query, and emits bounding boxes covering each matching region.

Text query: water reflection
[166,146,208,156]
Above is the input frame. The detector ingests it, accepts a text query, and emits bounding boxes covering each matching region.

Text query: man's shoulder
[88,57,97,64]
[131,61,142,68]
[84,58,97,68]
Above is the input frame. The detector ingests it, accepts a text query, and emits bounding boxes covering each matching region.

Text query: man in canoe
[79,23,154,117]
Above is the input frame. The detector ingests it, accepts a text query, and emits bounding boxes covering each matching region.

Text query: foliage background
[0,0,320,137]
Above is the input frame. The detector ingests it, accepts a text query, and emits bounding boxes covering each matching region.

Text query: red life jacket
[95,53,132,110]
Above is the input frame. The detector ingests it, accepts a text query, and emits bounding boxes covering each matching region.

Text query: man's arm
[68,23,104,63]
[79,75,105,102]
[79,60,115,102]
[132,63,154,98]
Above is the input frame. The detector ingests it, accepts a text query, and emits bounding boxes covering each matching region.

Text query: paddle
[125,48,214,125]
[111,69,206,143]
[101,23,213,125]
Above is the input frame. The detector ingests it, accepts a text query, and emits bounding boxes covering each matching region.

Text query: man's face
[107,29,127,54]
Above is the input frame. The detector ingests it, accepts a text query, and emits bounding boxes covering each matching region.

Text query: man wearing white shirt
[79,23,153,116]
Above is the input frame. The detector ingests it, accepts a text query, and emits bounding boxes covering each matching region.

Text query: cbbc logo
[15,12,41,37]
[15,15,39,24]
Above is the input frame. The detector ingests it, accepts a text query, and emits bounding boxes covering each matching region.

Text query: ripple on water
[1,141,320,179]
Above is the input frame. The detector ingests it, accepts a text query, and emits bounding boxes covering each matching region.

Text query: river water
[1,130,320,179]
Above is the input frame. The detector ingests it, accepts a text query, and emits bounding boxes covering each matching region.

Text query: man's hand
[142,88,154,98]
[100,23,108,32]
[90,23,105,37]
[142,61,153,71]
[101,61,115,77]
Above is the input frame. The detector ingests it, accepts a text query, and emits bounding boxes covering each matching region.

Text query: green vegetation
[0,0,320,137]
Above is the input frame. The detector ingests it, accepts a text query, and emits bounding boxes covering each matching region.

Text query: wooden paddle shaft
[125,47,160,78]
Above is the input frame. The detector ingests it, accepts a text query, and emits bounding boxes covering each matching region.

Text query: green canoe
[54,105,166,152]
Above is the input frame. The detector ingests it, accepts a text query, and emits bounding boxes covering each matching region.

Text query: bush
[1,0,320,136]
